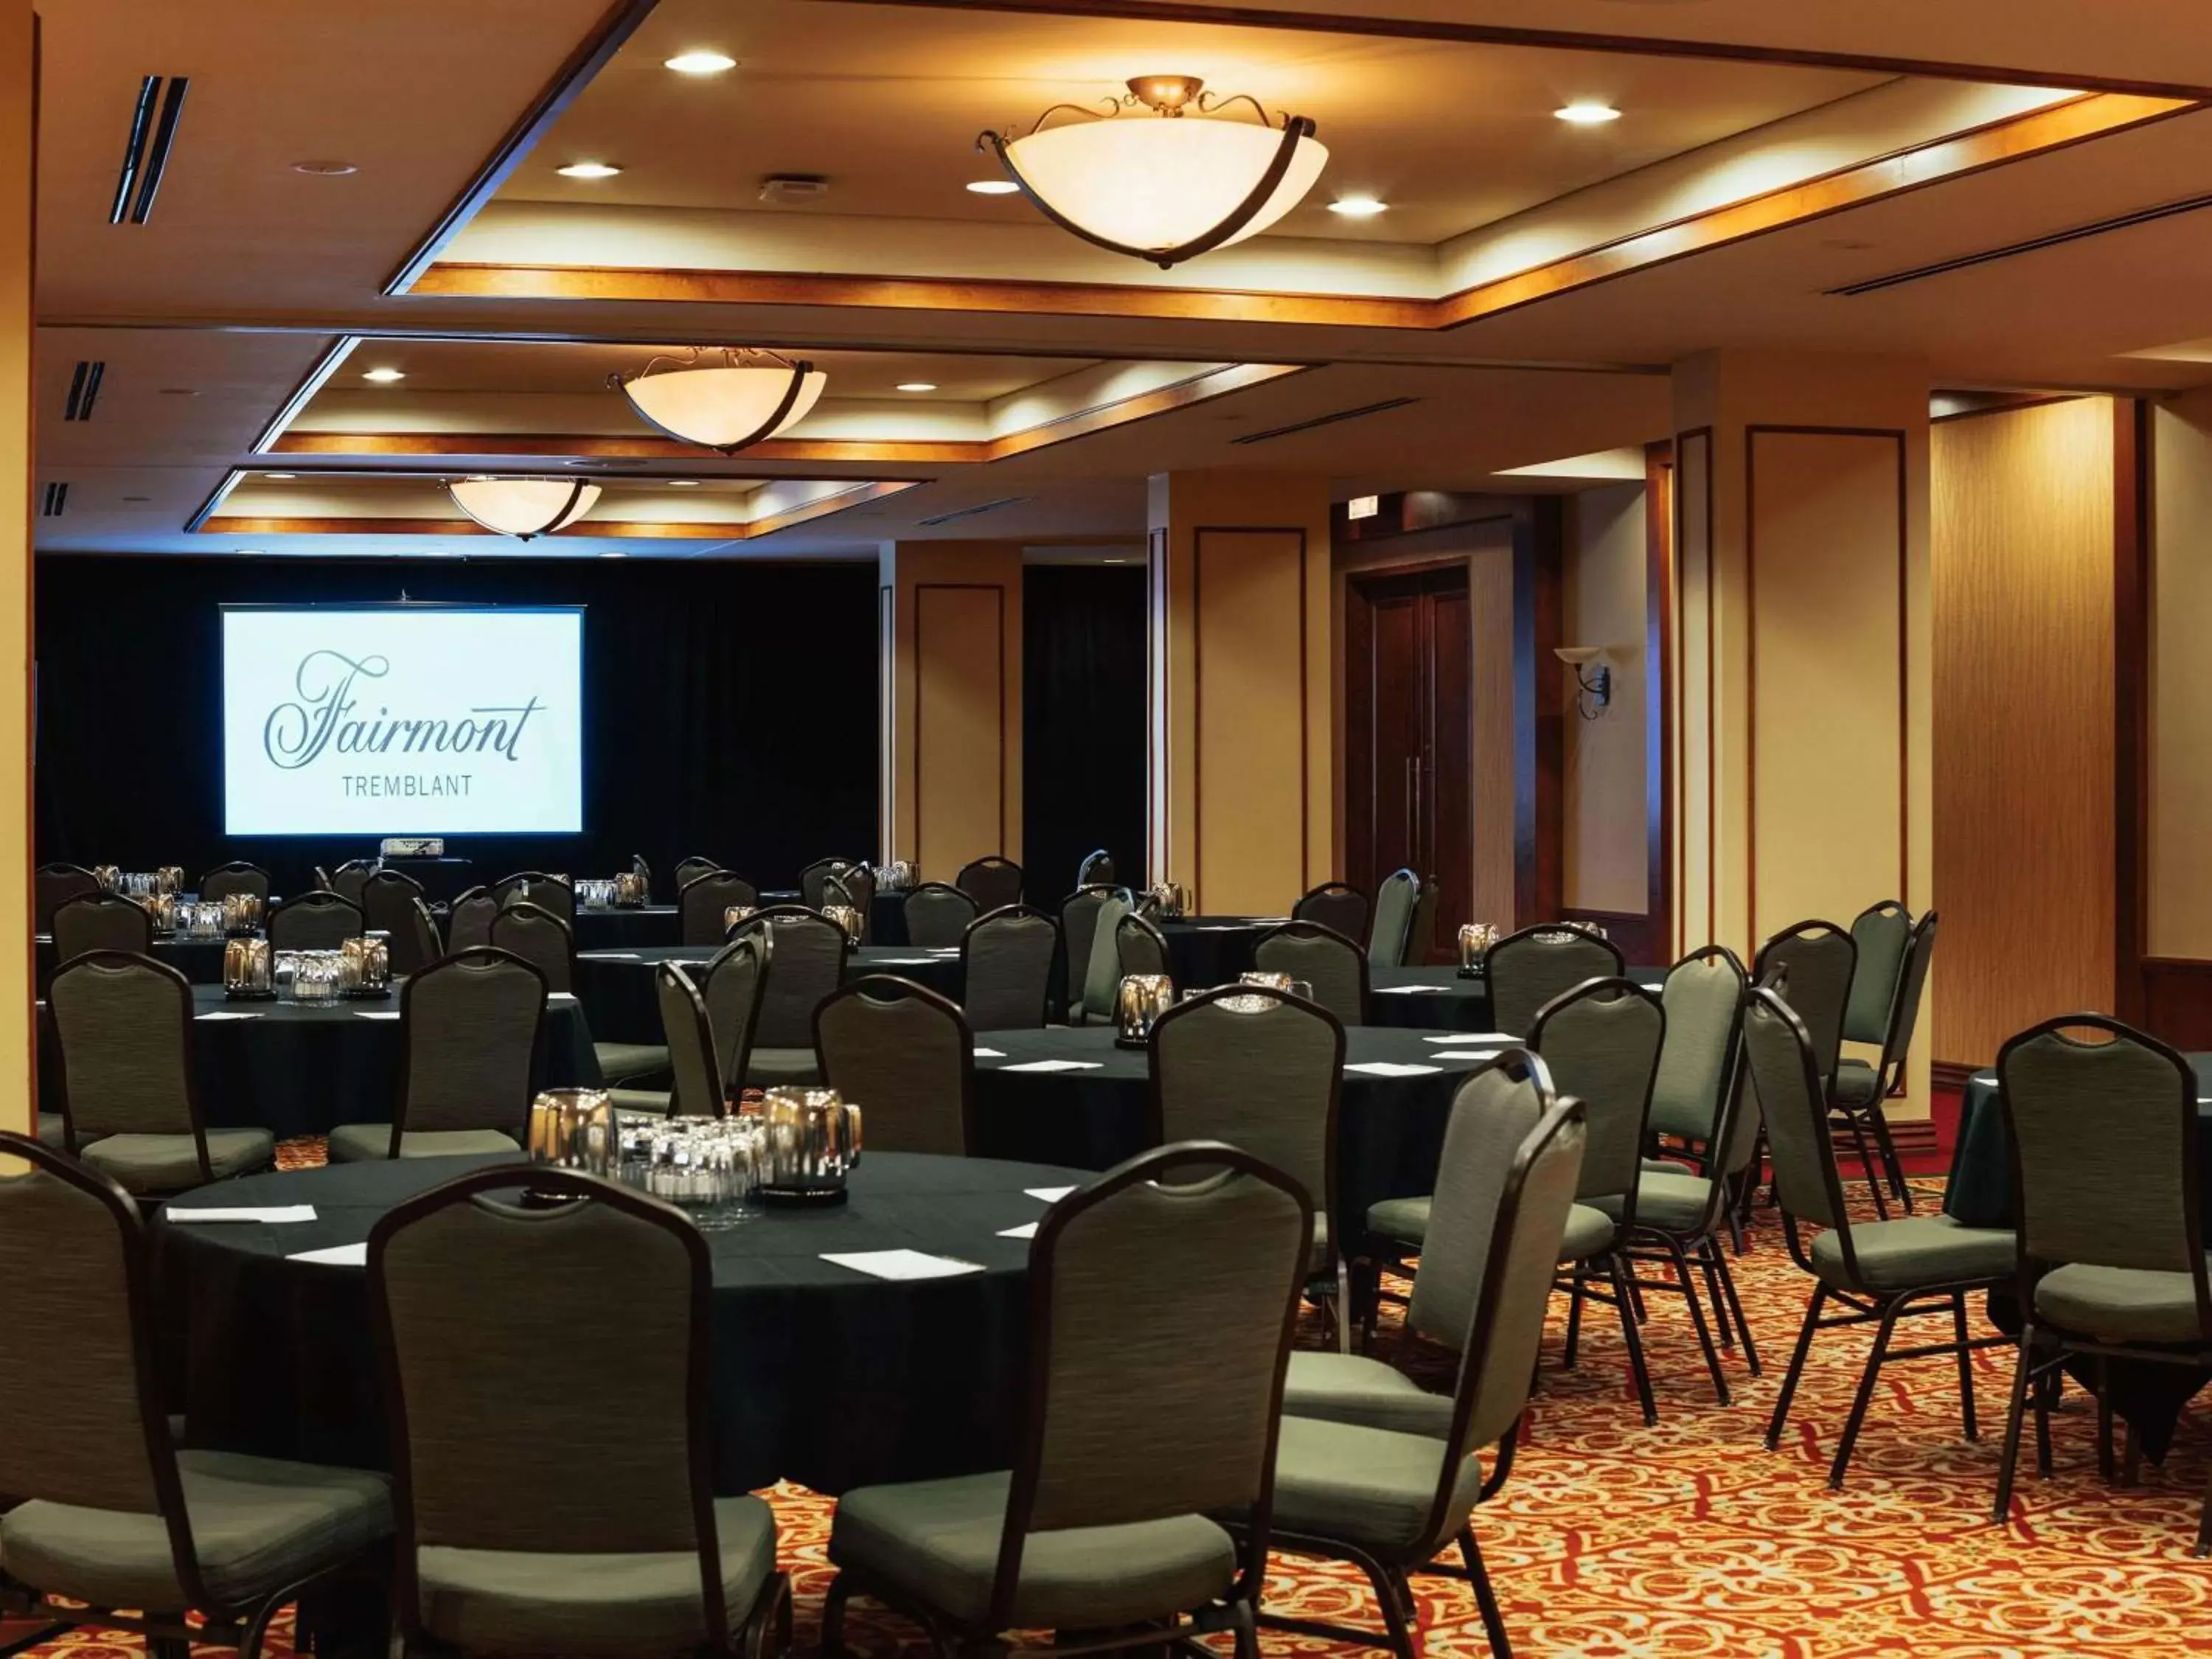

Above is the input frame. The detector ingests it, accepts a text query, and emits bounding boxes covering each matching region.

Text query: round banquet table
[970,1023,1512,1246]
[577,944,965,1043]
[1157,917,1284,988]
[1366,964,1665,1031]
[35,933,231,985]
[38,985,601,1141]
[153,1150,1074,1495]
[568,904,681,951]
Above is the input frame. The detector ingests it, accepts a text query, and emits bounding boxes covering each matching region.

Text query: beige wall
[1,1,27,1138]
[1932,399,2115,1065]
[2151,392,2212,961]
[877,540,1023,882]
[1562,482,1648,917]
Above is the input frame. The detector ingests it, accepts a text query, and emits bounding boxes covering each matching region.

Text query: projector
[380,837,445,858]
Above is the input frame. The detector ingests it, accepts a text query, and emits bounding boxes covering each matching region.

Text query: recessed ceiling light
[667,479,700,487]
[1327,195,1388,218]
[897,382,938,393]
[557,161,622,180]
[1554,102,1621,125]
[664,50,737,75]
[291,159,358,176]
[361,367,406,383]
[263,472,297,480]
[966,178,1021,195]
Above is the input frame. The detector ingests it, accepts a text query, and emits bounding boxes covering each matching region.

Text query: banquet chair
[682,869,759,945]
[1405,874,1439,967]
[53,893,153,962]
[35,862,101,933]
[1151,984,1350,1347]
[732,906,847,1087]
[359,868,426,942]
[1071,889,1133,1026]
[1366,869,1420,967]
[825,862,876,941]
[1255,921,1369,1027]
[902,880,978,947]
[328,947,547,1162]
[1057,884,1122,1021]
[655,962,726,1119]
[1753,919,1866,1207]
[822,1141,1308,1659]
[1484,923,1624,1037]
[46,951,275,1195]
[1843,901,1911,1054]
[961,905,1057,1030]
[490,900,575,994]
[1293,881,1368,944]
[0,1134,394,1658]
[1076,847,1115,887]
[1992,1016,2212,1551]
[956,855,1024,913]
[445,886,497,953]
[369,1164,790,1658]
[1256,1071,1586,1659]
[267,891,364,951]
[198,862,271,905]
[493,870,575,925]
[701,933,770,1103]
[675,855,725,892]
[630,852,653,899]
[1833,911,1939,1216]
[816,976,977,1155]
[615,937,773,1119]
[1116,911,1171,980]
[329,862,372,907]
[799,858,852,911]
[311,866,332,892]
[391,897,443,979]
[1750,988,2011,1487]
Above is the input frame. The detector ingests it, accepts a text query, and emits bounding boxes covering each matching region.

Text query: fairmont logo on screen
[262,650,545,794]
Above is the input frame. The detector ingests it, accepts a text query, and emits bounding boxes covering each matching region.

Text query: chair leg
[1766,1285,1826,1450]
[1608,1253,1658,1426]
[1714,1248,1761,1376]
[1663,1234,1731,1406]
[2198,1464,2212,1559]
[1362,1556,1421,1659]
[1952,1290,1979,1441]
[1843,1114,1889,1220]
[1866,1104,1913,1214]
[1335,1256,1354,1354]
[2034,1367,2056,1478]
[1230,1598,1261,1659]
[821,1573,852,1656]
[148,1638,192,1659]
[1695,1237,1734,1350]
[1458,1527,1513,1659]
[2096,1356,2117,1484]
[1829,1296,1904,1489]
[1992,1321,2038,1526]
[1561,1266,1586,1370]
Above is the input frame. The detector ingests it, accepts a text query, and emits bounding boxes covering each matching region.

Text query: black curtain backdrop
[34,555,879,898]
[1022,564,1147,901]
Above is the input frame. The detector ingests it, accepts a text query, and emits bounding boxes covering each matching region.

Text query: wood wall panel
[1931,398,2115,1065]
[1562,482,1649,917]
[1674,429,1714,957]
[2149,395,2212,961]
[1471,545,1518,930]
[913,584,1005,879]
[1194,529,1307,915]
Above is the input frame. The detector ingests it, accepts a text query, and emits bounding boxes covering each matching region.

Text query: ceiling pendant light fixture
[611,347,826,453]
[978,74,1326,269]
[446,476,601,540]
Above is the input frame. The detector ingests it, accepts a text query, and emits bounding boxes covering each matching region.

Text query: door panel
[1425,586,1472,961]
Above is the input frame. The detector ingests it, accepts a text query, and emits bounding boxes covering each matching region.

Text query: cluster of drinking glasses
[170,900,229,940]
[100,866,182,900]
[619,1115,768,1231]
[276,950,349,1004]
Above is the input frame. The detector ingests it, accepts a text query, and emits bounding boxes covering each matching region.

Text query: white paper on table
[288,1242,368,1267]
[973,1047,1006,1058]
[997,1222,1039,1240]
[1423,1032,1515,1045]
[578,951,644,961]
[549,992,577,1004]
[355,1009,403,1021]
[1345,1060,1443,1077]
[1000,1059,1103,1074]
[167,1205,317,1225]
[820,1249,984,1281]
[195,1009,265,1021]
[868,957,939,966]
[1024,1186,1077,1203]
[1372,985,1446,996]
[1430,1050,1505,1062]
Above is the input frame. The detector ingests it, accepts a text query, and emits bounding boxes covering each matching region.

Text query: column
[877,540,1023,883]
[1147,471,1333,915]
[1,0,30,1139]
[1672,350,1933,1113]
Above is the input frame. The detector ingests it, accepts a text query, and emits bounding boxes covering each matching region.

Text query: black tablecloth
[576,945,966,1043]
[1364,965,1664,1032]
[153,1150,1071,1495]
[970,1023,1508,1245]
[40,985,601,1140]
[1158,917,1283,988]
[569,905,681,951]
[35,934,232,986]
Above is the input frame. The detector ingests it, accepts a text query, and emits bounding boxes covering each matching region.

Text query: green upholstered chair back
[815,976,974,1155]
[962,905,1058,1031]
[1752,921,1854,1082]
[680,870,757,946]
[1741,989,1851,1237]
[1843,901,1910,1047]
[54,894,152,961]
[1077,849,1116,887]
[1648,947,1747,1144]
[361,869,427,942]
[35,863,102,933]
[656,963,723,1119]
[957,855,1024,913]
[1484,925,1625,1037]
[370,1172,717,1580]
[1059,886,1118,1011]
[1078,892,1133,1024]
[1293,882,1368,944]
[1528,978,1663,1203]
[798,859,844,910]
[197,863,270,905]
[903,881,978,947]
[1367,869,1419,966]
[1877,912,1938,1083]
[1997,1018,2207,1278]
[488,901,574,995]
[1116,912,1172,980]
[734,906,847,1048]
[268,891,363,950]
[821,866,875,939]
[1408,1056,1548,1352]
[1254,921,1368,1027]
[1406,874,1439,967]
[400,949,546,1136]
[493,872,574,925]
[330,864,372,907]
[702,933,770,1090]
[446,887,496,953]
[674,856,722,893]
[1013,1144,1308,1546]
[50,953,198,1143]
[391,898,443,978]
[1149,988,1343,1236]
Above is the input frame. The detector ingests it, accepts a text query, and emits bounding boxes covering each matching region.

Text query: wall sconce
[1555,645,1612,720]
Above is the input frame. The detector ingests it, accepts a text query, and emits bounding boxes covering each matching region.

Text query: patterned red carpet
[9,1157,2209,1659]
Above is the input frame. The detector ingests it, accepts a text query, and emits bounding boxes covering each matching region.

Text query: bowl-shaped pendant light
[446,476,601,539]
[613,348,827,453]
[978,76,1326,269]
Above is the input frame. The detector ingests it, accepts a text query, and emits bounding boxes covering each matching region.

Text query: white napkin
[288,1242,368,1267]
[867,957,939,966]
[1001,1059,1102,1074]
[997,1222,1040,1240]
[578,951,644,961]
[821,1249,984,1281]
[549,992,577,1004]
[195,1009,265,1021]
[355,1009,402,1021]
[1373,985,1445,995]
[1025,1186,1077,1203]
[1423,1032,1515,1045]
[168,1205,316,1224]
[1431,1050,1504,1062]
[1345,1061,1442,1077]
[973,1047,1006,1058]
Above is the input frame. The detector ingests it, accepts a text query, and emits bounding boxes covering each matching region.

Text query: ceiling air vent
[917,496,1025,527]
[62,360,105,422]
[41,482,69,518]
[1231,397,1419,445]
[1829,187,2212,296]
[109,74,189,225]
